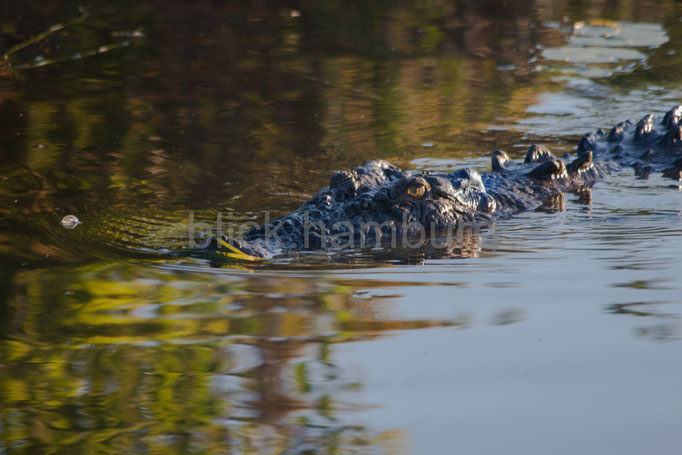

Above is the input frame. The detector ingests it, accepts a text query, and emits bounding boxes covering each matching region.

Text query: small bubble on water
[61,215,80,229]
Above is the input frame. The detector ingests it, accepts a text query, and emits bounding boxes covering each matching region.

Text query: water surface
[1,1,681,454]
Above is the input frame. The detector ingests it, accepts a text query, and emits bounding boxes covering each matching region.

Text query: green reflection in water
[1,0,682,453]
[1,0,571,265]
[1,261,463,453]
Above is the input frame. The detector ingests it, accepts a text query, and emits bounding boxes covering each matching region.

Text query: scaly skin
[211,106,682,259]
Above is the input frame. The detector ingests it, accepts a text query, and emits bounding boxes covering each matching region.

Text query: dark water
[1,1,682,453]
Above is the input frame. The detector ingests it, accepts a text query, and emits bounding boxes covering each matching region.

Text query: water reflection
[2,0,682,453]
[1,0,569,266]
[1,262,476,452]
[2,1,679,265]
[607,302,682,342]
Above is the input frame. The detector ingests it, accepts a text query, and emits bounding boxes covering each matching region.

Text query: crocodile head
[219,160,497,258]
[366,163,497,228]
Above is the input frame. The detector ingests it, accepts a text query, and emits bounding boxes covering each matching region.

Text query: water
[1,1,681,454]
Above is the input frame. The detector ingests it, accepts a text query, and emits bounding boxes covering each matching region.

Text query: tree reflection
[0,0,573,264]
[0,264,435,453]
[1,0,681,452]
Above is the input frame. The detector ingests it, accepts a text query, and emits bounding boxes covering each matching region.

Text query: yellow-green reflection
[2,0,682,453]
[1,261,464,453]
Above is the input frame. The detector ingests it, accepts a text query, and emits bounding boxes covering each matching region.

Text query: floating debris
[61,215,80,229]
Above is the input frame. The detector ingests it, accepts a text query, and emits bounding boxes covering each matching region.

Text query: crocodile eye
[406,183,427,199]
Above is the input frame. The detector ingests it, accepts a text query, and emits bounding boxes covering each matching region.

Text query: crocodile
[207,106,682,259]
